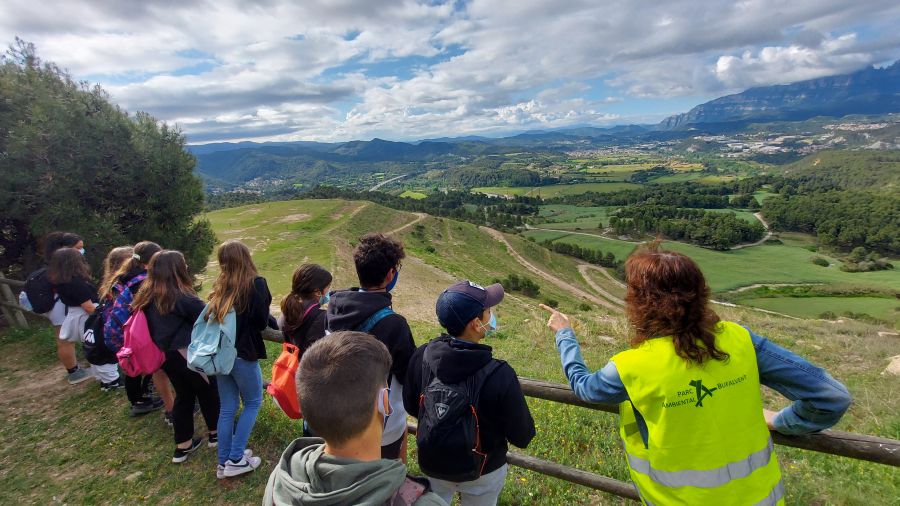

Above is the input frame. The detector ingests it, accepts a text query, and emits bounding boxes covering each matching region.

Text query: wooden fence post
[0,274,29,328]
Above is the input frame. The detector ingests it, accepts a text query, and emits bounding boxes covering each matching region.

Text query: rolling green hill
[197,199,898,504]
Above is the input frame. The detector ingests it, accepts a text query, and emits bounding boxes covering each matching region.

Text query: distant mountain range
[659,61,900,129]
[191,61,900,185]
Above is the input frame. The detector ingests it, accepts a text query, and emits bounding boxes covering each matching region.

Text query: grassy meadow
[2,199,898,505]
[472,182,641,198]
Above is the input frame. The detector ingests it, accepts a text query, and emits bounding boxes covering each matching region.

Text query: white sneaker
[223,455,262,477]
[217,450,255,479]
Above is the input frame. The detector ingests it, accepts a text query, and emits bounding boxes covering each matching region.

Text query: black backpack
[83,300,117,365]
[416,355,502,482]
[24,267,57,314]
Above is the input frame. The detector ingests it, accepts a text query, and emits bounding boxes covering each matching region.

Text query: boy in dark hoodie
[326,233,415,460]
[263,331,446,506]
[403,281,535,506]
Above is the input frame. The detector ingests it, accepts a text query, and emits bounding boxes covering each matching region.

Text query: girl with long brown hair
[103,241,174,418]
[48,246,97,385]
[541,244,851,505]
[132,250,220,464]
[279,263,332,352]
[207,240,271,478]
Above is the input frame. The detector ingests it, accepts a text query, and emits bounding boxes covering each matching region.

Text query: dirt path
[527,225,642,244]
[577,264,625,307]
[388,212,428,235]
[730,212,773,250]
[480,226,621,311]
[369,174,408,191]
[729,282,824,293]
[324,202,371,233]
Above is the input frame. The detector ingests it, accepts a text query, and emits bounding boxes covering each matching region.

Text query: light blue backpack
[188,305,237,376]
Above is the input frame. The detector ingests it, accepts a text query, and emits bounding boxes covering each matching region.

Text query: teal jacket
[263,438,447,506]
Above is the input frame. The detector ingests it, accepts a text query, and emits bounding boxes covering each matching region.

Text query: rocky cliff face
[659,61,900,129]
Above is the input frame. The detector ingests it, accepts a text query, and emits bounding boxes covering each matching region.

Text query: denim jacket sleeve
[748,328,852,435]
[554,327,629,404]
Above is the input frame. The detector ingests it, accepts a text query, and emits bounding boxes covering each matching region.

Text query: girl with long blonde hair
[208,240,272,478]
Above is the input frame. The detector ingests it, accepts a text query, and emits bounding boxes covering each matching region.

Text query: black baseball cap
[436,280,504,336]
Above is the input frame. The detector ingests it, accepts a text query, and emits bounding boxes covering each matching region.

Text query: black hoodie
[403,335,536,477]
[326,288,415,382]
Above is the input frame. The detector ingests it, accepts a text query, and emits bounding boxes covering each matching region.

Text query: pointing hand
[539,304,571,333]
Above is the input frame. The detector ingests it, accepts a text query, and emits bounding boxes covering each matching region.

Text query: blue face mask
[78,248,85,255]
[319,292,330,306]
[480,311,498,336]
[385,270,399,292]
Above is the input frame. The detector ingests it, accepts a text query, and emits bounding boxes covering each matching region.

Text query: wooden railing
[1,276,897,502]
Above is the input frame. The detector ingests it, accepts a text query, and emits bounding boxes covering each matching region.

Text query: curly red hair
[624,244,727,364]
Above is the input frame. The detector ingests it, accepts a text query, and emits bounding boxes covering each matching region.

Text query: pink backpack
[116,309,165,376]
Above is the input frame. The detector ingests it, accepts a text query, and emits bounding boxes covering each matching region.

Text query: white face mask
[78,248,85,255]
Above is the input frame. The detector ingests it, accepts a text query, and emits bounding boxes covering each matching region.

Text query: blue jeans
[217,358,263,464]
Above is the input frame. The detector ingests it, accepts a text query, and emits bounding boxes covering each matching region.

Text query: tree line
[0,40,215,276]
[610,205,766,250]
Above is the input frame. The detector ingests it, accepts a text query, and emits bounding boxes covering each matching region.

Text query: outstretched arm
[541,304,629,405]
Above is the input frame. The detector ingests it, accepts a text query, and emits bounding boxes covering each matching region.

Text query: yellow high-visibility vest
[611,321,784,505]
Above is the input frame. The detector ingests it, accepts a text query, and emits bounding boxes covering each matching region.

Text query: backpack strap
[357,307,395,334]
[469,360,504,407]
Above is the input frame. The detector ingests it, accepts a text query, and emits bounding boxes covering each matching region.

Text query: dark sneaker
[172,437,203,463]
[67,368,92,385]
[100,378,125,392]
[223,455,262,477]
[130,398,165,417]
[208,433,218,448]
[164,411,173,426]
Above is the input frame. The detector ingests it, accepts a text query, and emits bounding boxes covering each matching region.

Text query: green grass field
[742,296,899,323]
[399,190,428,199]
[473,183,641,198]
[704,208,761,224]
[4,199,898,505]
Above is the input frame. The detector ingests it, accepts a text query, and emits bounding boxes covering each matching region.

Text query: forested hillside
[0,41,214,275]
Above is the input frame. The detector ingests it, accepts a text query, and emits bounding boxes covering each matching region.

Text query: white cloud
[1,0,899,141]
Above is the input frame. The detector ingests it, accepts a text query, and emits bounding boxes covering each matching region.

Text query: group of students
[22,230,852,505]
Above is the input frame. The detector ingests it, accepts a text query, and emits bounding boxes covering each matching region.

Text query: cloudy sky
[3,0,899,143]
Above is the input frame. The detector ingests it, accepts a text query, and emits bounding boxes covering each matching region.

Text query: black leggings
[125,374,152,405]
[161,350,220,444]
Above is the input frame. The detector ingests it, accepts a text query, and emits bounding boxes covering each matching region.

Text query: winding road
[481,226,621,311]
[576,264,625,307]
[388,212,428,235]
[730,212,773,250]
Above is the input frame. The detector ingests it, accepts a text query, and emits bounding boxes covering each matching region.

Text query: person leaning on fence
[541,244,851,506]
[404,281,535,506]
[131,250,220,465]
[264,331,447,506]
[326,233,415,461]
[23,231,90,384]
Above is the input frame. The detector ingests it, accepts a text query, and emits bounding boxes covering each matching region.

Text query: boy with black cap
[403,280,535,506]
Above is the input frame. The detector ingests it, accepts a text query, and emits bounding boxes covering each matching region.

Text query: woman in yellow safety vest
[541,245,851,505]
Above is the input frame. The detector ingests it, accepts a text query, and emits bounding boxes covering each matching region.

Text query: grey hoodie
[264,438,447,506]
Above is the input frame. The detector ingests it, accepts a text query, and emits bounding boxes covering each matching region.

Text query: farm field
[704,207,761,223]
[742,296,899,323]
[523,229,900,315]
[537,205,618,230]
[3,199,898,505]
[399,189,428,199]
[472,182,640,198]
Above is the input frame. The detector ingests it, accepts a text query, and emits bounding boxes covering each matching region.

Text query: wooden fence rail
[1,277,898,501]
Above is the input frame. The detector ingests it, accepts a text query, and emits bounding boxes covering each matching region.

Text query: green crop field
[473,183,640,198]
[537,205,618,230]
[742,296,899,324]
[399,190,428,199]
[3,199,897,506]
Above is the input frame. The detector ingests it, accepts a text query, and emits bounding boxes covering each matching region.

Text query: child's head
[353,233,405,290]
[298,331,392,446]
[131,250,195,314]
[48,247,91,284]
[99,246,134,299]
[207,240,258,322]
[43,231,83,260]
[281,264,333,334]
